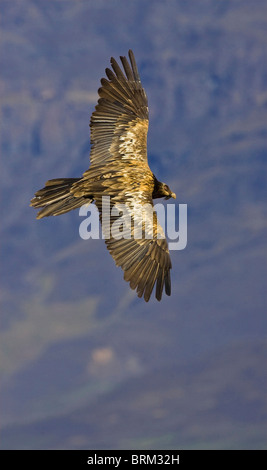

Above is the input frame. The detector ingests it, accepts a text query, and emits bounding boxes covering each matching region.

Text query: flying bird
[31,50,176,301]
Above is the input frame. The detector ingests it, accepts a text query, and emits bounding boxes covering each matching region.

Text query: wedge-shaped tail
[30,178,93,219]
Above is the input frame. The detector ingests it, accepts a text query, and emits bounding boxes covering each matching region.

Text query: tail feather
[30,178,93,219]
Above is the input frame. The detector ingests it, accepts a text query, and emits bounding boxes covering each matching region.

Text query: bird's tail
[30,178,93,219]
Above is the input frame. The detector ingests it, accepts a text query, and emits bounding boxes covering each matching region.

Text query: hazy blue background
[1,0,266,449]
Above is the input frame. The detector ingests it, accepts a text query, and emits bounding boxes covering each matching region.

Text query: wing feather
[119,55,135,82]
[128,50,140,82]
[87,50,148,170]
[102,196,172,302]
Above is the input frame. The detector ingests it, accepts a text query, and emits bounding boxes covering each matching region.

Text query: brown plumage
[31,50,176,302]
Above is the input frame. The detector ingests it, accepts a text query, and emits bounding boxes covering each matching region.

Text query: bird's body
[31,50,176,302]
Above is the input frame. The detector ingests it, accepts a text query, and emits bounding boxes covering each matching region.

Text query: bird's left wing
[73,50,149,197]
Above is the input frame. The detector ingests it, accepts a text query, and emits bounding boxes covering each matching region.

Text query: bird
[30,50,176,302]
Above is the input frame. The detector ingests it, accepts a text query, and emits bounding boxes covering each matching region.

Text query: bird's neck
[152,175,163,199]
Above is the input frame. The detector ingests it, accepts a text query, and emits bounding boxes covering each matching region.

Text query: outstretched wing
[100,193,172,302]
[90,49,149,168]
[73,49,149,194]
[73,50,172,301]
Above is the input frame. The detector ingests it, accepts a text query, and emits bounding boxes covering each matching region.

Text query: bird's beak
[165,192,176,200]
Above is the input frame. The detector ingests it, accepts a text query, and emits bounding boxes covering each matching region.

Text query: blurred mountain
[1,342,266,450]
[0,0,266,449]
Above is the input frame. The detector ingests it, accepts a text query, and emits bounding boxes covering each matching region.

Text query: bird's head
[162,183,176,200]
[153,178,176,200]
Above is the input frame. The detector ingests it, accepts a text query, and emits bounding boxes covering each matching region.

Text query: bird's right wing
[99,191,172,302]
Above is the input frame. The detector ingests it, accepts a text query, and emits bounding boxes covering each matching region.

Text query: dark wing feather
[100,195,172,302]
[80,49,148,179]
[72,50,172,301]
